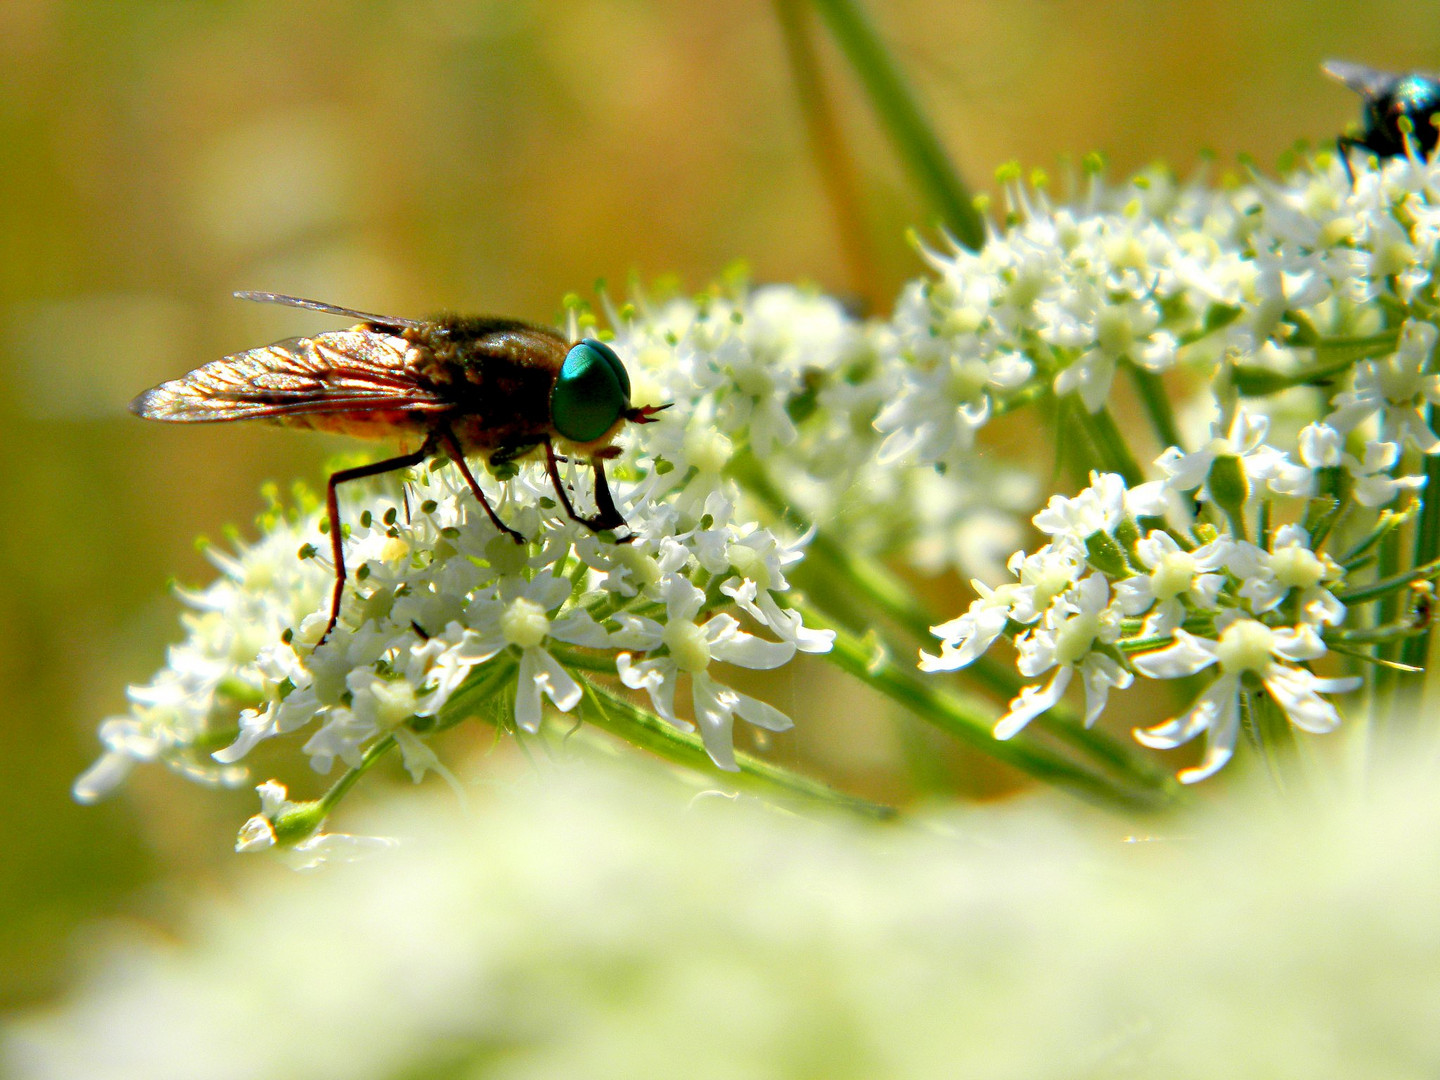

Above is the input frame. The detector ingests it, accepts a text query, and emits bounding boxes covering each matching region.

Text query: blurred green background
[3,0,1437,1009]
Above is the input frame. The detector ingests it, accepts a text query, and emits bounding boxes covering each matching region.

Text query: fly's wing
[131,330,451,423]
[1322,60,1400,99]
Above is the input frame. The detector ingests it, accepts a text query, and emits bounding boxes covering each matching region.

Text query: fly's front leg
[543,437,627,534]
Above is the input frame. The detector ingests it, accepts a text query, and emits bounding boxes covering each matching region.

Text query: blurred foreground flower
[13,751,1440,1078]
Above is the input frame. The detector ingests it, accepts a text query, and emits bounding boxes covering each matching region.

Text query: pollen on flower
[726,545,770,592]
[380,536,410,563]
[682,426,733,475]
[371,680,419,729]
[1053,611,1102,666]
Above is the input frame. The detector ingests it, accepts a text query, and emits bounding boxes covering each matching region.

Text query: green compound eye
[551,338,631,443]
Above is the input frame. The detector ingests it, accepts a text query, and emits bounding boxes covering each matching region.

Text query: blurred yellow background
[2,0,1435,1007]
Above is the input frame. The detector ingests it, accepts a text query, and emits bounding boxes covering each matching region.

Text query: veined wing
[131,330,451,422]
[1322,60,1400,99]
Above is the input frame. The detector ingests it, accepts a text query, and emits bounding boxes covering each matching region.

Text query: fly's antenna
[233,291,424,330]
[627,402,673,424]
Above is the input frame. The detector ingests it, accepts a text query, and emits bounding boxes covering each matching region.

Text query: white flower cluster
[906,150,1440,782]
[923,462,1366,782]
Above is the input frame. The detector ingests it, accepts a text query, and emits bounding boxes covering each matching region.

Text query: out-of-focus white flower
[1328,320,1440,452]
[30,754,1440,1079]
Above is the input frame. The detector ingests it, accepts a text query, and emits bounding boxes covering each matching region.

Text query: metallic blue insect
[1325,59,1440,180]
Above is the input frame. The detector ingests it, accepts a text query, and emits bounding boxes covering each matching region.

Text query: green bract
[552,338,630,443]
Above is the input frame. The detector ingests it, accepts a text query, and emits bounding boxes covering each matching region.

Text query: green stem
[1076,403,1147,487]
[1399,433,1440,676]
[315,735,397,819]
[565,661,896,819]
[1373,528,1404,729]
[773,0,884,307]
[1311,332,1402,350]
[798,601,1178,810]
[1231,334,1398,395]
[807,0,983,250]
[1127,364,1182,451]
[1332,555,1440,605]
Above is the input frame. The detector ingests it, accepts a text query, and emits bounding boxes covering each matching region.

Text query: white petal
[1080,653,1133,727]
[994,665,1073,741]
[548,611,613,648]
[1263,665,1351,735]
[513,649,545,733]
[617,654,686,728]
[1134,675,1234,749]
[691,672,739,772]
[732,690,794,733]
[1131,630,1219,680]
[1270,625,1326,662]
[71,751,136,804]
[709,627,795,671]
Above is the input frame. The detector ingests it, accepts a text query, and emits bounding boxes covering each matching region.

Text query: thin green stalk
[807,0,983,250]
[797,601,1179,810]
[1399,428,1440,676]
[1333,555,1440,605]
[1127,364,1182,451]
[558,658,896,819]
[774,0,884,307]
[1373,529,1404,730]
[315,735,396,819]
[1230,333,1399,395]
[1077,404,1147,487]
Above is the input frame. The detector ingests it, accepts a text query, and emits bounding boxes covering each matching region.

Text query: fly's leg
[543,437,627,534]
[1336,134,1363,186]
[321,444,432,645]
[434,421,526,543]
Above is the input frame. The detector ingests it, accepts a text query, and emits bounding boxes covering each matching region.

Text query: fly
[131,291,668,642]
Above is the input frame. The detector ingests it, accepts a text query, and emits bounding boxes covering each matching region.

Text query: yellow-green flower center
[728,545,771,592]
[1151,551,1197,601]
[1215,619,1274,676]
[1027,565,1075,614]
[1054,611,1101,666]
[1096,306,1136,356]
[664,620,711,673]
[373,680,419,729]
[501,597,550,649]
[946,355,991,401]
[1269,546,1326,591]
[683,425,734,475]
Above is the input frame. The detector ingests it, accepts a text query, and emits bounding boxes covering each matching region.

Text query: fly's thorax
[410,317,570,451]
